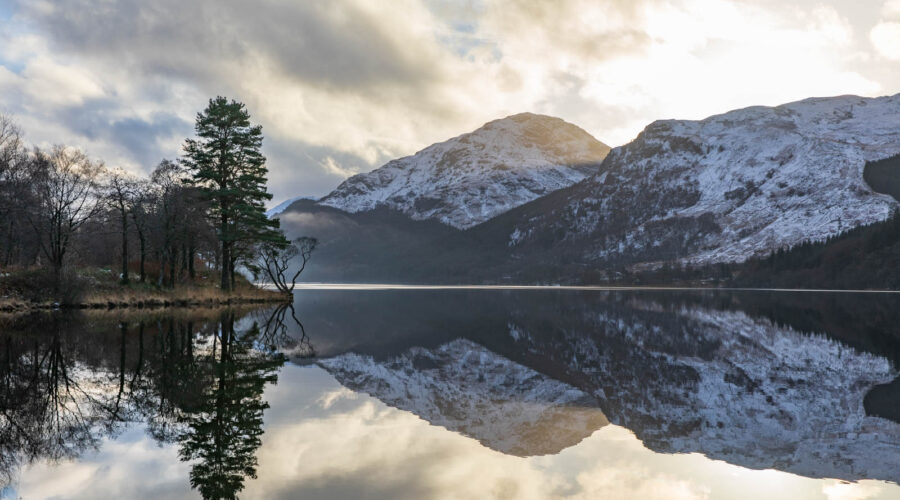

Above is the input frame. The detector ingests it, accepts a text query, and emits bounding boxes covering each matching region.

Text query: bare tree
[129,179,154,283]
[27,146,104,281]
[0,114,28,267]
[104,168,137,284]
[255,236,317,294]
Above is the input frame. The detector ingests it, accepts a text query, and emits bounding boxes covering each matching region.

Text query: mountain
[266,195,315,218]
[471,94,900,280]
[274,199,461,283]
[319,112,610,229]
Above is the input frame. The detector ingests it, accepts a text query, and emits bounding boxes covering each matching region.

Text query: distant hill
[266,195,315,218]
[276,199,464,283]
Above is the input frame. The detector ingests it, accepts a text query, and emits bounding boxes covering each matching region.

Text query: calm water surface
[2,289,900,499]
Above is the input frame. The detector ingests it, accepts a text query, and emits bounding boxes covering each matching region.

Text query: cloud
[0,0,897,205]
[319,156,360,179]
[871,22,900,60]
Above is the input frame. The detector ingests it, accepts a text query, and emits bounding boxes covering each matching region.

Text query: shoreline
[288,283,900,293]
[0,288,290,314]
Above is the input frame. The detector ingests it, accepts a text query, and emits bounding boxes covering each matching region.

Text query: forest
[0,97,313,307]
[729,208,900,289]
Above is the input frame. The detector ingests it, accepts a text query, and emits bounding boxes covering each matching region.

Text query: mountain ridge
[280,93,900,284]
[468,93,900,280]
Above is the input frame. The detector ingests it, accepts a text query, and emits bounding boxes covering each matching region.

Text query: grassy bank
[0,267,288,313]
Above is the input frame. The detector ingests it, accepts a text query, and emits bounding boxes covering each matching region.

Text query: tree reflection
[257,303,316,359]
[178,311,284,499]
[0,316,110,485]
[0,306,297,499]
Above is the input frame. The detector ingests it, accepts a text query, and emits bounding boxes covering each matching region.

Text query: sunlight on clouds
[822,480,884,500]
[3,0,899,202]
[21,57,106,106]
[318,156,360,179]
[883,0,900,17]
[869,1,900,61]
[870,22,900,60]
[249,396,714,500]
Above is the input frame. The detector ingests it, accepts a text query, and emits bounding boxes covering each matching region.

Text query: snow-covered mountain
[492,94,900,268]
[319,113,610,229]
[266,195,315,218]
[319,338,607,457]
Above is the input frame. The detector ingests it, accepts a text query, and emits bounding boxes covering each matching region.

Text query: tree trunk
[157,251,165,288]
[138,235,146,283]
[169,246,177,288]
[188,243,195,279]
[220,214,230,292]
[120,212,129,284]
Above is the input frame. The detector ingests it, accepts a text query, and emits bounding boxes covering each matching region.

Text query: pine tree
[182,97,282,291]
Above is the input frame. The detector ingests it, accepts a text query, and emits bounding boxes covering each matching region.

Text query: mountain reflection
[0,307,297,499]
[294,289,900,484]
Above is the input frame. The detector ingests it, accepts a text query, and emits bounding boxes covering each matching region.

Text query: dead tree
[256,236,317,294]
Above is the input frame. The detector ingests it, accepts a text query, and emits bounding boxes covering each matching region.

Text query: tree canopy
[182,97,284,291]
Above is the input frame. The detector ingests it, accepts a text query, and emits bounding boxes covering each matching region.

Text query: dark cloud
[258,469,435,500]
[263,136,388,203]
[107,113,192,168]
[8,0,467,202]
[55,98,191,168]
[15,0,441,91]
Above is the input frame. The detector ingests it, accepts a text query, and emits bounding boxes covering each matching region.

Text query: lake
[1,288,899,499]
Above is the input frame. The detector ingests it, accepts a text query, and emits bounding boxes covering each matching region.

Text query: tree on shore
[182,97,281,292]
[104,168,137,284]
[0,115,29,267]
[254,236,317,294]
[129,179,153,283]
[27,146,104,283]
[0,106,315,301]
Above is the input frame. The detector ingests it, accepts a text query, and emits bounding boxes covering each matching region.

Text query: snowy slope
[500,94,900,266]
[266,196,314,218]
[318,339,607,457]
[319,113,610,229]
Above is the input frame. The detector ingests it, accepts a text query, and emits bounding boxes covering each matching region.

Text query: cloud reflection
[12,363,896,499]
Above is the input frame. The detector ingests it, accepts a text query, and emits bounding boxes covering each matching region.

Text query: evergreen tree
[182,97,282,292]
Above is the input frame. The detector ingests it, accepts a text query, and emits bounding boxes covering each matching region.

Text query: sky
[1,0,900,207]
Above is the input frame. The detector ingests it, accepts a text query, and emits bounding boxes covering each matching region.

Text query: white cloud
[319,156,360,179]
[822,480,883,500]
[883,0,900,18]
[871,21,900,60]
